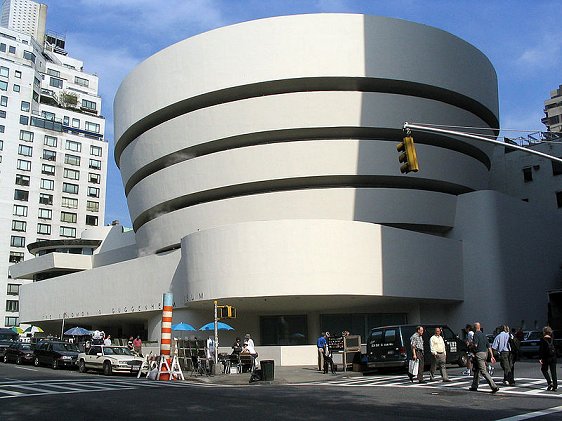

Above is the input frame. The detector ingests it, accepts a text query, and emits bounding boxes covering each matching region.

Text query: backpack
[509,337,520,354]
[547,339,556,358]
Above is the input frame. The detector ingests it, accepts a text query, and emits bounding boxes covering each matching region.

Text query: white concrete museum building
[12,14,562,362]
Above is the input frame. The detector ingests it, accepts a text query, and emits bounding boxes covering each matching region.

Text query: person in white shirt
[103,334,111,346]
[429,327,451,382]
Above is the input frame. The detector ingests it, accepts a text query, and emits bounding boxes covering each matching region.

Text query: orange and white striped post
[158,292,173,380]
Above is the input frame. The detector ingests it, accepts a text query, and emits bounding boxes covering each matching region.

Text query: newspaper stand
[327,335,361,372]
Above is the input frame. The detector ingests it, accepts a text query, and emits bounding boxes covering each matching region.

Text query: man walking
[430,327,451,382]
[469,322,499,393]
[410,326,426,383]
[317,332,327,371]
[492,325,515,386]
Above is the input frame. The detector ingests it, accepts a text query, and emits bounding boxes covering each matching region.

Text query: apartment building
[0,3,107,328]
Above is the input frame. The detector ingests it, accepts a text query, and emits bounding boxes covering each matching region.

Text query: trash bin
[260,360,275,381]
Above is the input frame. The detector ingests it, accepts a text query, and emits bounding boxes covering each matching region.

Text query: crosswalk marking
[289,375,562,399]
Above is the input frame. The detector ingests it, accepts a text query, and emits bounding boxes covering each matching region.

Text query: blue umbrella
[64,326,91,336]
[199,322,234,331]
[172,322,196,331]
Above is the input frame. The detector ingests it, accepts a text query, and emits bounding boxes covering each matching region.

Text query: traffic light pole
[403,122,562,164]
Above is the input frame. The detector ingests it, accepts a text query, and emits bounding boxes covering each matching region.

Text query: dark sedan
[33,340,80,369]
[3,342,34,364]
[519,330,542,357]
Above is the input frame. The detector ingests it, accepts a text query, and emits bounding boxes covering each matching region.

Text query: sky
[38,0,562,227]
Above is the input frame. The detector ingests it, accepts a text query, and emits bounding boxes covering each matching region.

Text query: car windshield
[526,331,541,340]
[52,343,79,352]
[103,347,133,356]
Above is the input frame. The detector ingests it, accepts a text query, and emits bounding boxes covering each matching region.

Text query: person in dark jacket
[539,326,557,391]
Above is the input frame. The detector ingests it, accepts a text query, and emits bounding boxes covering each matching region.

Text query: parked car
[0,328,19,358]
[33,340,80,369]
[3,342,34,364]
[366,324,468,370]
[78,345,143,375]
[519,330,542,357]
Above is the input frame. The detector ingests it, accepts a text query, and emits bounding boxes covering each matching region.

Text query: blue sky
[39,0,561,227]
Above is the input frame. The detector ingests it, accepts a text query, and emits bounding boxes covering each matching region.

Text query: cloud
[516,30,562,70]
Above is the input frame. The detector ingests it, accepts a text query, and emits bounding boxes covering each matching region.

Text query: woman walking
[539,326,557,391]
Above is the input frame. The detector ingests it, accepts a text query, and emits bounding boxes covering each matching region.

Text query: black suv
[367,324,468,370]
[33,340,80,369]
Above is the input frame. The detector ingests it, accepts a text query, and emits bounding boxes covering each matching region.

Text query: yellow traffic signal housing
[396,136,419,174]
[218,305,237,319]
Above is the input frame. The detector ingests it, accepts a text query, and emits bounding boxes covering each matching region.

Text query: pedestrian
[133,336,142,355]
[463,324,474,376]
[492,325,514,386]
[103,334,111,346]
[127,336,134,351]
[539,326,557,391]
[509,328,520,381]
[409,326,425,384]
[469,322,499,393]
[430,327,451,382]
[317,332,327,372]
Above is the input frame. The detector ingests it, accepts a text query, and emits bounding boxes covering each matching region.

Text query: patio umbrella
[64,326,91,336]
[171,322,196,331]
[11,326,24,334]
[199,321,234,331]
[24,325,44,334]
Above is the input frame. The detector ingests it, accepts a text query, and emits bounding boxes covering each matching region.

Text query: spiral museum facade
[16,15,562,358]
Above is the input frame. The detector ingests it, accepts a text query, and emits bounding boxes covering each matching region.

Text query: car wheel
[103,361,112,376]
[52,358,59,370]
[78,360,87,373]
[3,355,8,363]
[34,357,40,367]
[16,356,22,365]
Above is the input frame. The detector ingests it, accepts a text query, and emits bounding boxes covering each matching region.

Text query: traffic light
[218,305,237,319]
[396,136,419,174]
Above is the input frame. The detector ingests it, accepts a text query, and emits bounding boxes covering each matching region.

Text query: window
[62,182,79,194]
[0,80,7,91]
[40,178,54,190]
[37,223,51,235]
[64,154,80,166]
[13,205,27,217]
[23,50,35,63]
[86,201,99,212]
[13,84,20,92]
[43,149,56,161]
[11,220,26,231]
[6,300,19,312]
[552,160,562,177]
[61,197,78,209]
[41,164,55,175]
[19,130,33,142]
[0,66,8,77]
[44,135,57,147]
[523,167,533,182]
[0,43,5,52]
[90,145,102,157]
[72,118,80,128]
[4,316,19,327]
[8,46,15,54]
[10,235,25,247]
[18,144,32,156]
[38,208,52,220]
[64,168,80,180]
[89,159,101,170]
[63,116,69,125]
[39,193,53,205]
[0,110,5,118]
[15,70,21,78]
[41,111,55,121]
[60,226,76,238]
[260,315,308,345]
[17,159,31,171]
[65,140,81,152]
[0,125,4,133]
[9,252,24,264]
[49,77,63,88]
[21,101,30,111]
[14,189,29,201]
[0,95,7,106]
[47,68,60,77]
[86,215,98,226]
[75,76,89,87]
[557,192,562,209]
[87,187,100,198]
[85,121,100,133]
[19,115,28,125]
[15,174,30,186]
[88,173,100,184]
[82,99,96,111]
[7,284,20,295]
[61,211,77,223]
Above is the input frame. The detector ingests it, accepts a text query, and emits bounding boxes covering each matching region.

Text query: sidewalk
[182,365,363,385]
